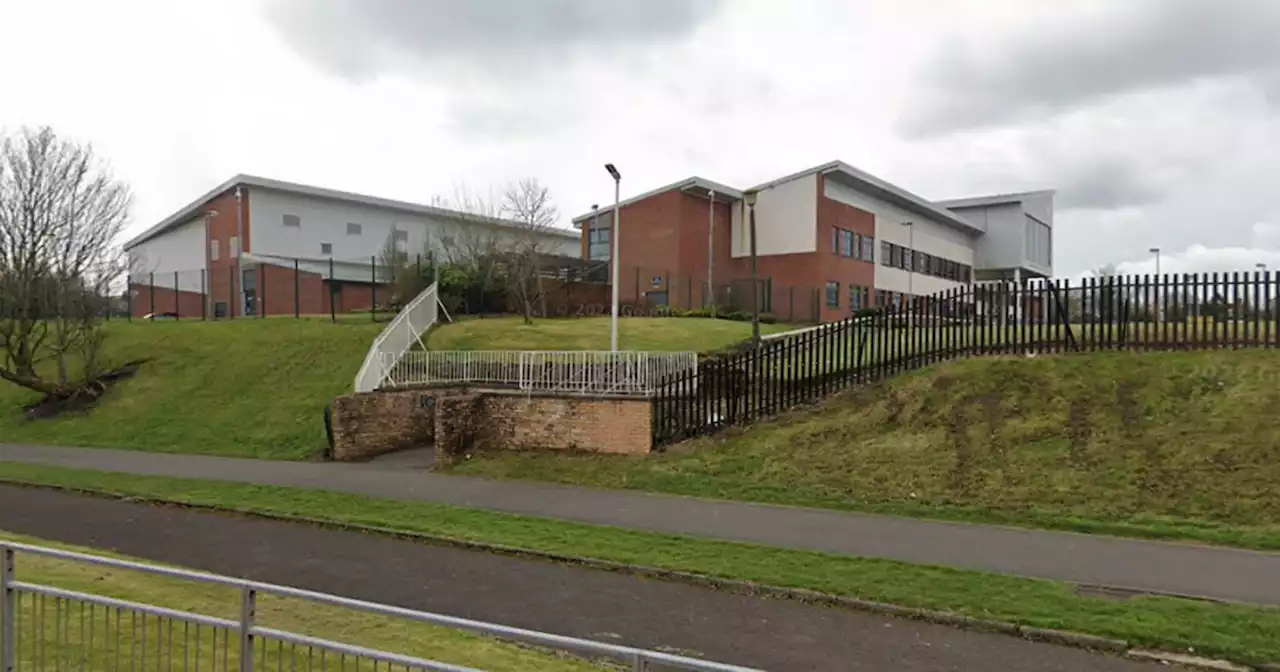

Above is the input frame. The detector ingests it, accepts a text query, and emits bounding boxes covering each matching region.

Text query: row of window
[209,236,239,262]
[880,241,972,283]
[823,282,924,311]
[588,225,611,260]
[831,228,876,262]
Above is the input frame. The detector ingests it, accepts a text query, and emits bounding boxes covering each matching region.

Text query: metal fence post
[329,258,337,323]
[149,272,156,316]
[174,271,181,319]
[294,259,300,318]
[371,255,378,322]
[239,586,256,672]
[1,546,14,672]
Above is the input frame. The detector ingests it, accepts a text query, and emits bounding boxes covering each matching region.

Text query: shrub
[759,313,779,324]
[724,310,751,322]
[686,308,713,318]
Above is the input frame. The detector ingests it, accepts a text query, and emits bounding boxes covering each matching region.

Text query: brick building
[573,160,1054,322]
[123,175,579,318]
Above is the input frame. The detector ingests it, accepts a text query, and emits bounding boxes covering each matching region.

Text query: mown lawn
[0,531,601,671]
[454,349,1280,550]
[0,320,382,459]
[1,465,1278,666]
[426,316,793,352]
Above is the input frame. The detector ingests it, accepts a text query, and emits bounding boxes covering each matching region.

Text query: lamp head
[604,163,620,181]
[743,190,757,207]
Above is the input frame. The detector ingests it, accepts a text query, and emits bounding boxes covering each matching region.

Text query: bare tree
[430,184,507,313]
[500,178,558,324]
[0,126,132,399]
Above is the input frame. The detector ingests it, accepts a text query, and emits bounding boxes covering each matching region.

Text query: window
[832,227,839,253]
[861,235,874,262]
[588,225,611,261]
[346,222,362,236]
[320,242,332,255]
[441,235,455,249]
[229,236,240,257]
[210,239,220,261]
[882,240,892,265]
[839,230,854,257]
[849,285,863,312]
[282,214,301,228]
[825,281,839,308]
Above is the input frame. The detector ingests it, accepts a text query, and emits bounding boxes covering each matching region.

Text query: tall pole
[606,164,622,352]
[746,192,760,345]
[707,189,715,313]
[1150,247,1162,322]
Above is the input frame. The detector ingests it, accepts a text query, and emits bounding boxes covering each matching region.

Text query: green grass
[0,463,1278,665]
[455,349,1280,550]
[427,316,792,353]
[0,320,382,459]
[0,531,600,671]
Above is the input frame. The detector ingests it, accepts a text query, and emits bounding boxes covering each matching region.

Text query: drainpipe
[707,190,715,313]
[235,186,245,316]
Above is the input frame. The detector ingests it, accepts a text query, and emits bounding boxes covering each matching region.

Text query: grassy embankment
[455,349,1280,550]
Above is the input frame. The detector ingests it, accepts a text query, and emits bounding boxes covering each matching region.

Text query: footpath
[2,486,1161,671]
[1,443,1278,606]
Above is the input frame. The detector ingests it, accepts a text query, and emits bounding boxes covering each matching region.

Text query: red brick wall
[129,284,206,318]
[815,175,878,322]
[206,189,250,318]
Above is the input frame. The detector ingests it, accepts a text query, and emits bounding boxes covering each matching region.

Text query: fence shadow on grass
[653,271,1280,446]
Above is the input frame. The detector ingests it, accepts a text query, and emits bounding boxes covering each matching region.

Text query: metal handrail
[354,281,439,392]
[0,541,763,672]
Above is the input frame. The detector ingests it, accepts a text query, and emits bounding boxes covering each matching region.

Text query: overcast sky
[4,0,1280,277]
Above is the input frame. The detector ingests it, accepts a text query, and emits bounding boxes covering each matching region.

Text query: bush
[685,308,713,318]
[724,310,751,322]
[759,313,778,324]
[853,307,881,318]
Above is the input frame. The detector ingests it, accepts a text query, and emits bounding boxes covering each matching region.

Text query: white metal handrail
[0,541,762,672]
[354,282,439,393]
[383,350,697,396]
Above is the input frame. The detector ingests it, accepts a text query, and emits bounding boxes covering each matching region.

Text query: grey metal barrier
[0,541,765,672]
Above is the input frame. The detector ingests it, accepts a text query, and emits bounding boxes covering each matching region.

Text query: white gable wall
[729,173,817,257]
[127,216,205,292]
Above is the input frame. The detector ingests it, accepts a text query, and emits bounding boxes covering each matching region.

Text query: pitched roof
[570,176,742,226]
[123,174,577,250]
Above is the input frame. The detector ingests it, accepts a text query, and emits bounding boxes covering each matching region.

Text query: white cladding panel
[248,189,578,262]
[730,173,817,257]
[127,217,205,291]
[823,180,976,295]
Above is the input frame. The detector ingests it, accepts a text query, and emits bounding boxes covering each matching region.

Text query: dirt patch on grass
[23,359,147,420]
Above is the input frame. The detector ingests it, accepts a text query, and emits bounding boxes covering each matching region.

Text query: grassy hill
[0,319,382,459]
[0,316,781,459]
[426,315,792,352]
[453,349,1280,548]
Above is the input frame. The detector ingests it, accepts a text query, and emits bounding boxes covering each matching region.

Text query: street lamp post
[707,189,715,314]
[902,221,914,322]
[744,190,761,346]
[605,164,622,352]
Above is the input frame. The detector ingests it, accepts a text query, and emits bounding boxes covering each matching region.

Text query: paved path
[3,443,1279,605]
[0,486,1162,672]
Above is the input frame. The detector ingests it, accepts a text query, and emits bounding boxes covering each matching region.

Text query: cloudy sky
[4,0,1280,276]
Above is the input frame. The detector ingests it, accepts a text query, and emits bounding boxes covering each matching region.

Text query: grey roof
[570,176,742,226]
[753,160,984,235]
[935,189,1056,209]
[123,174,578,250]
[568,160,987,235]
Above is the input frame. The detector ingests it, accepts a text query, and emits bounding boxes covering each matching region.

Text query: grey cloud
[262,0,725,80]
[902,0,1280,136]
[1054,157,1168,211]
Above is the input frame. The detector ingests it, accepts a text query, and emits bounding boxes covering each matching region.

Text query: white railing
[354,282,440,393]
[385,350,698,396]
[0,541,761,672]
